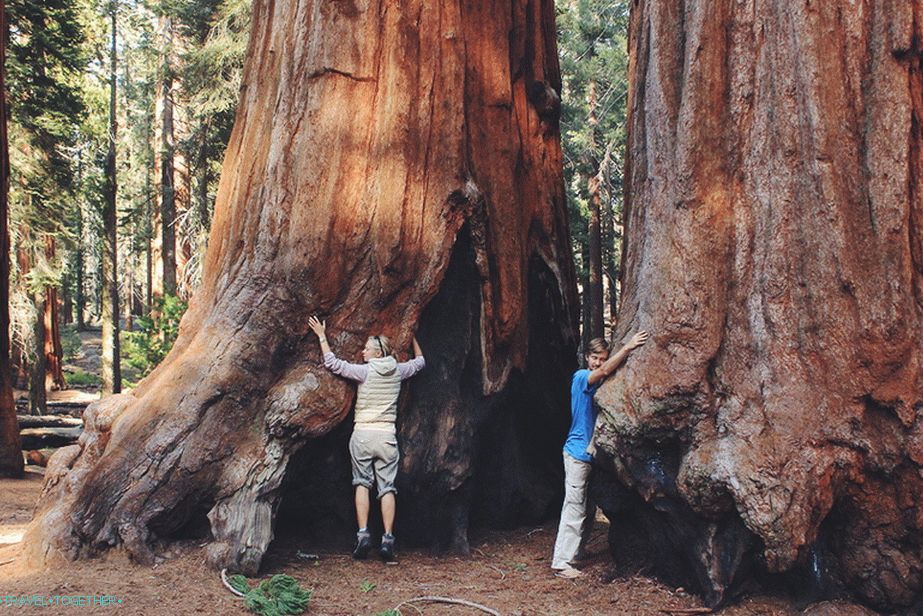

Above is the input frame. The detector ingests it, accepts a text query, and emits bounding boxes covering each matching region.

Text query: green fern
[229,574,311,616]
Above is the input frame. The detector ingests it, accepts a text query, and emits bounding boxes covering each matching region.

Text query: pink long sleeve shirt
[323,352,425,383]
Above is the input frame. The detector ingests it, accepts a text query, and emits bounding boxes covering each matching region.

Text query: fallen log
[16,400,91,417]
[14,390,98,418]
[24,448,58,467]
[17,415,83,429]
[20,427,82,450]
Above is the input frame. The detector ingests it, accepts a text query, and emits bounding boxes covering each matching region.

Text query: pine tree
[7,0,87,408]
[0,0,24,478]
[174,0,248,292]
[100,0,121,394]
[558,0,629,342]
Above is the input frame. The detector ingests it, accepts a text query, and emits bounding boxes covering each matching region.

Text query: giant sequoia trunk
[25,0,577,575]
[593,0,923,611]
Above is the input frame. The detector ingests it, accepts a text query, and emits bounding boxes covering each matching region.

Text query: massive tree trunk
[594,0,923,611]
[25,0,577,576]
[0,0,23,478]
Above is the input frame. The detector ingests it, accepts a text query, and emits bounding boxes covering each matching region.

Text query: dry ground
[0,471,824,616]
[2,328,869,615]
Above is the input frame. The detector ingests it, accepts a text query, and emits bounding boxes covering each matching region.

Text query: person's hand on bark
[308,315,326,338]
[309,315,331,355]
[627,330,649,350]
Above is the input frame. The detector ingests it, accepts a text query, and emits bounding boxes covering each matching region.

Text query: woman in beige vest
[308,316,425,562]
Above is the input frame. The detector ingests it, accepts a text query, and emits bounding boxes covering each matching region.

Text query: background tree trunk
[585,177,603,337]
[584,79,604,339]
[61,277,72,326]
[600,144,619,331]
[195,120,211,230]
[593,0,923,611]
[43,236,66,391]
[25,0,578,576]
[101,4,121,395]
[0,0,24,478]
[159,14,177,298]
[29,290,46,415]
[42,287,65,390]
[75,151,86,331]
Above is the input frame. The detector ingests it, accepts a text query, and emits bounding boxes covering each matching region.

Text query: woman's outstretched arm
[309,315,368,382]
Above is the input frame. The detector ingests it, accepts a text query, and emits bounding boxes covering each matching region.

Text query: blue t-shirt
[563,369,598,463]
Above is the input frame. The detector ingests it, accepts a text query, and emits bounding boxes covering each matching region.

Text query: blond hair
[368,334,393,357]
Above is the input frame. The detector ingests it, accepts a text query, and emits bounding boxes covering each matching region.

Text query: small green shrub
[228,573,311,616]
[66,368,100,387]
[61,324,81,361]
[121,294,187,377]
[360,580,376,593]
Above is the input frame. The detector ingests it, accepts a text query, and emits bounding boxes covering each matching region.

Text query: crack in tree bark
[306,67,375,82]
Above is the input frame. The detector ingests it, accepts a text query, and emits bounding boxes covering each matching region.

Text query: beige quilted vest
[354,356,401,432]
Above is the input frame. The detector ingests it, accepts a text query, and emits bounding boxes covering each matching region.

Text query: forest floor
[1,333,873,615]
[0,472,852,616]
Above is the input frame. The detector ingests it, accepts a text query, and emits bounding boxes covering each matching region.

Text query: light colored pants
[551,451,593,570]
[349,429,399,498]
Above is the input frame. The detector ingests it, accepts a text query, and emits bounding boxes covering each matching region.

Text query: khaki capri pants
[349,428,399,498]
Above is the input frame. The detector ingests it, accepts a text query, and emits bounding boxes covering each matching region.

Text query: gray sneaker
[380,533,396,562]
[352,530,371,559]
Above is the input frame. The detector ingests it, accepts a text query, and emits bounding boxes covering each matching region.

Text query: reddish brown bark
[594,0,923,610]
[43,237,65,391]
[25,0,577,575]
[41,290,63,390]
[0,0,23,478]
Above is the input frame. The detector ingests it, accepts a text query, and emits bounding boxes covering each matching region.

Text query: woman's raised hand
[308,315,326,338]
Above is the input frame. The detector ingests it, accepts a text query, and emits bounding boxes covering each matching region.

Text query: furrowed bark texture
[594,0,923,610]
[25,0,577,575]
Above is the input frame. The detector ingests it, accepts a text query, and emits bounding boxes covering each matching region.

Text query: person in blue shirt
[552,331,649,578]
